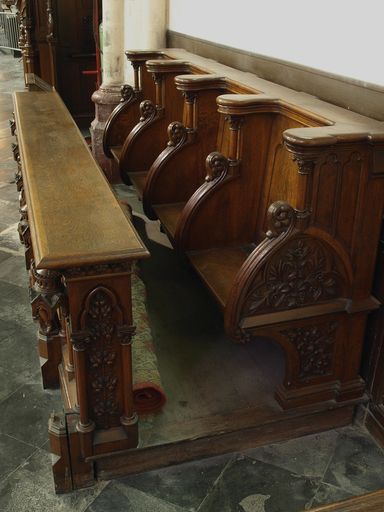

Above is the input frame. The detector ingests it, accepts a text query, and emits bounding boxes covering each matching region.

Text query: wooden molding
[166,30,384,121]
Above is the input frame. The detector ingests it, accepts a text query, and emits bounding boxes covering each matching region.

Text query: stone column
[90,0,125,182]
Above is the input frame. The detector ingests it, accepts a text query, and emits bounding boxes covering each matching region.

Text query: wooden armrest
[125,50,165,62]
[175,74,227,91]
[145,59,190,74]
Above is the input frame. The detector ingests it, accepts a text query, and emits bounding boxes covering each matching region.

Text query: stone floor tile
[118,453,233,511]
[0,328,40,381]
[0,181,19,203]
[0,253,28,288]
[0,365,40,403]
[0,164,16,183]
[86,481,187,512]
[0,383,62,448]
[245,429,339,479]
[198,455,319,512]
[0,433,37,482]
[307,483,355,510]
[0,449,107,512]
[0,316,20,341]
[0,223,23,252]
[0,198,19,227]
[0,249,11,264]
[0,279,33,326]
[323,428,384,495]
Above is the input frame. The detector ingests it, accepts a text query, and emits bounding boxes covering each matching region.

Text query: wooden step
[188,245,254,308]
[153,202,186,239]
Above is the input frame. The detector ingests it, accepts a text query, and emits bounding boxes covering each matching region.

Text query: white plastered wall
[123,0,168,83]
[168,0,384,86]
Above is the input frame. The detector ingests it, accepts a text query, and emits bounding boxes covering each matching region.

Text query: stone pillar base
[91,84,122,183]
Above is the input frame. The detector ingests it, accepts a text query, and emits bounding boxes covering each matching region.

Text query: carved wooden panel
[243,235,349,317]
[73,286,124,429]
[281,321,338,380]
[312,151,363,251]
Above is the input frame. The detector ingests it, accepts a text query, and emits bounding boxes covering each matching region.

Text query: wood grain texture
[13,90,149,269]
[307,489,384,511]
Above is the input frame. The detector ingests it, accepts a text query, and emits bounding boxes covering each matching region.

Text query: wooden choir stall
[11,47,384,495]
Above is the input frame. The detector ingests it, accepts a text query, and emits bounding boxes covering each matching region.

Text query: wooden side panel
[258,114,307,235]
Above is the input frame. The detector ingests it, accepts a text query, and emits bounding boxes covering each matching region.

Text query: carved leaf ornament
[282,322,337,379]
[245,237,342,314]
[77,287,122,428]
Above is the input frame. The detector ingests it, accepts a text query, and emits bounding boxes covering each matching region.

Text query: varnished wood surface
[159,49,384,138]
[153,202,186,238]
[13,91,149,268]
[307,489,384,511]
[110,146,123,162]
[189,247,253,307]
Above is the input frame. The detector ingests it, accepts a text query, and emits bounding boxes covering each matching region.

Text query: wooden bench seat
[142,73,237,218]
[113,50,384,412]
[103,50,165,158]
[117,59,192,187]
[159,90,384,410]
[152,202,186,239]
[189,246,254,307]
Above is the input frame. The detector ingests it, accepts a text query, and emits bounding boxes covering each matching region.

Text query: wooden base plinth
[94,403,356,482]
[49,337,363,492]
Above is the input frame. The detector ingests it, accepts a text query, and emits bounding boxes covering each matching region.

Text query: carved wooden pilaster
[152,71,164,107]
[284,141,321,220]
[62,261,139,458]
[131,62,141,92]
[183,91,197,129]
[226,115,243,161]
[30,265,65,389]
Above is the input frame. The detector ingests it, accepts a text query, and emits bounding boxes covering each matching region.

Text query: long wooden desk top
[13,90,149,269]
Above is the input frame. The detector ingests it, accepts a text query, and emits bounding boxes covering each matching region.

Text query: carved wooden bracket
[120,84,135,103]
[167,121,188,147]
[284,141,321,175]
[139,100,157,122]
[205,152,230,182]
